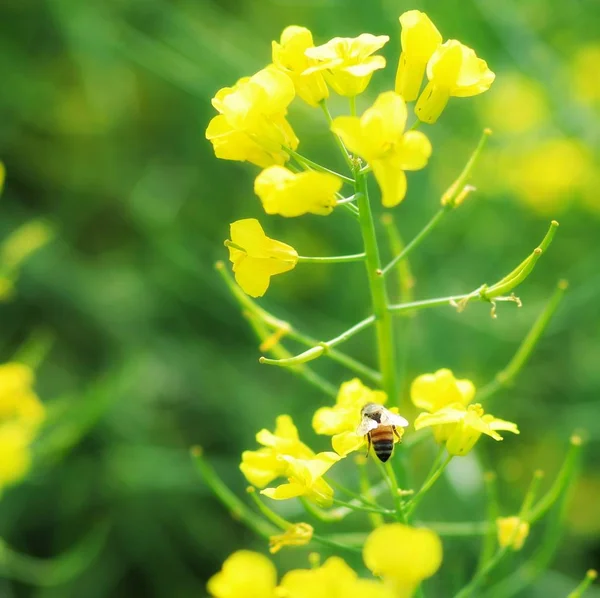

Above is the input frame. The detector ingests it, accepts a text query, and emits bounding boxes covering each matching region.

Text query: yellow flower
[395,10,442,101]
[0,424,33,488]
[227,219,298,298]
[363,523,442,597]
[414,403,519,456]
[332,92,432,207]
[269,522,313,554]
[304,34,389,97]
[261,451,341,507]
[415,40,495,124]
[240,415,314,488]
[254,166,341,217]
[206,66,298,167]
[279,556,395,598]
[410,368,475,413]
[272,26,329,106]
[312,378,387,456]
[207,550,278,598]
[496,516,530,551]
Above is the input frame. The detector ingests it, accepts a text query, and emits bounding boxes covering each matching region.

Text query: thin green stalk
[320,100,354,169]
[246,487,290,530]
[356,461,384,528]
[385,461,407,522]
[349,96,357,117]
[297,252,366,264]
[311,534,362,554]
[406,450,451,518]
[191,447,275,538]
[567,570,598,598]
[388,293,476,314]
[355,170,399,404]
[11,328,55,371]
[477,472,500,573]
[300,497,345,523]
[476,279,568,402]
[330,497,395,516]
[381,208,448,276]
[286,147,354,183]
[327,476,381,508]
[421,521,490,536]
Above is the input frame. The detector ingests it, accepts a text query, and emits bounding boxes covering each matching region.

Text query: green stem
[297,252,366,264]
[286,147,354,183]
[246,487,290,530]
[385,461,407,522]
[381,208,449,276]
[349,95,357,117]
[355,170,399,404]
[476,279,568,402]
[567,570,598,598]
[330,497,395,516]
[406,450,451,518]
[477,472,500,574]
[320,100,354,169]
[388,293,479,314]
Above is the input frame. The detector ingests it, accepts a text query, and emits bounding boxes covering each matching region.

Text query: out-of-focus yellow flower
[410,368,475,413]
[254,166,341,217]
[272,26,329,106]
[414,403,519,456]
[313,378,387,456]
[332,92,432,207]
[269,522,313,554]
[206,66,298,168]
[227,219,298,298]
[497,516,530,550]
[363,523,442,597]
[395,10,442,101]
[0,221,54,272]
[0,363,45,490]
[240,415,314,488]
[0,162,5,195]
[207,550,278,598]
[571,44,600,104]
[261,451,341,507]
[415,40,495,124]
[305,34,389,97]
[279,556,395,598]
[480,73,549,134]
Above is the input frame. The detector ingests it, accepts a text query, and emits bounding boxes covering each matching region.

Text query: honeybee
[356,403,409,462]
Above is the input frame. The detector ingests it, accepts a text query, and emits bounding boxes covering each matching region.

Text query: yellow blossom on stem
[206,66,298,167]
[332,92,432,207]
[414,403,519,456]
[410,368,475,413]
[363,523,443,597]
[260,451,341,507]
[313,378,388,456]
[226,219,298,298]
[207,550,278,598]
[0,424,33,488]
[279,556,395,598]
[496,516,530,550]
[240,415,314,488]
[415,40,495,124]
[272,26,329,106]
[304,34,389,97]
[254,166,341,217]
[269,522,313,554]
[395,10,443,101]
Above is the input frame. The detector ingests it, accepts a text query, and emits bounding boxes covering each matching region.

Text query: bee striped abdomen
[369,425,394,462]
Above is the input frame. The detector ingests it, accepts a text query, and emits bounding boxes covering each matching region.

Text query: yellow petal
[0,424,32,487]
[312,405,354,435]
[394,130,432,170]
[410,369,475,412]
[372,158,407,208]
[240,448,283,488]
[414,405,466,430]
[207,550,277,598]
[415,81,450,124]
[332,431,365,456]
[497,516,530,550]
[363,523,442,584]
[261,482,306,501]
[269,522,313,554]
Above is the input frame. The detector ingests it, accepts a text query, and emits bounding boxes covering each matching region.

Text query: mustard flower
[272,26,329,106]
[279,556,395,598]
[269,522,313,554]
[206,66,299,167]
[410,368,475,413]
[0,424,33,488]
[207,550,278,598]
[415,40,495,124]
[414,403,519,456]
[497,516,530,550]
[304,34,389,97]
[260,451,341,507]
[254,166,342,217]
[226,219,298,298]
[364,523,442,597]
[332,92,432,207]
[395,10,442,101]
[313,378,388,456]
[240,414,314,488]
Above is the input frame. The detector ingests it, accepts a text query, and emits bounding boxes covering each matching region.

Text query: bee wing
[356,417,378,436]
[380,410,410,428]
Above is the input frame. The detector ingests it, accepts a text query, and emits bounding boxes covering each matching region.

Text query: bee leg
[365,435,371,458]
[393,426,402,440]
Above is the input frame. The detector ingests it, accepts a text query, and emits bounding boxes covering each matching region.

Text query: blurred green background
[1,0,599,596]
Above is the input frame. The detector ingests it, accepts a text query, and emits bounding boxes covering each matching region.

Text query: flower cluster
[208,522,442,598]
[0,363,45,491]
